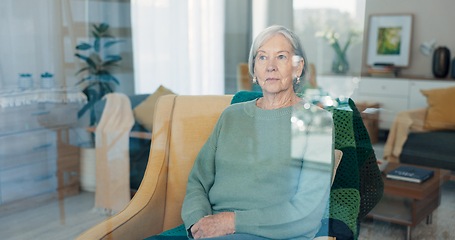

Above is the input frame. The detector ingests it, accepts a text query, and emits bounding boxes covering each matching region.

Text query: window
[293,0,365,76]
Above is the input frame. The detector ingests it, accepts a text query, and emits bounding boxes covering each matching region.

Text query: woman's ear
[294,58,304,77]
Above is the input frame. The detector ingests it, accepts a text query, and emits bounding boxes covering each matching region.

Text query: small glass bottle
[18,73,33,90]
[40,72,54,89]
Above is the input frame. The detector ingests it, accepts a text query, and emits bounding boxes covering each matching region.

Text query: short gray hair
[248,25,307,78]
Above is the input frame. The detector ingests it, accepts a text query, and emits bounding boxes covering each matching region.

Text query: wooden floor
[0,191,109,240]
[0,182,454,240]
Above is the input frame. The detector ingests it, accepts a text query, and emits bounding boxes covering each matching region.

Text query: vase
[332,54,349,74]
[451,58,455,79]
[432,46,450,78]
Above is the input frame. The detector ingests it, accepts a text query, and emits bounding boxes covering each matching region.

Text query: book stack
[386,165,434,183]
[367,64,400,77]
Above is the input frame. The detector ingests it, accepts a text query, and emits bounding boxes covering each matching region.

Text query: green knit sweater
[181,100,335,239]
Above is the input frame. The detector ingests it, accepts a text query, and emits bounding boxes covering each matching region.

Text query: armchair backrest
[149,95,233,231]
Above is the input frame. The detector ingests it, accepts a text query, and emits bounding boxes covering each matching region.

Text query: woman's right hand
[191,212,235,239]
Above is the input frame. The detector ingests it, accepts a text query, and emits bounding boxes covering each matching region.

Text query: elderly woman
[181,25,335,240]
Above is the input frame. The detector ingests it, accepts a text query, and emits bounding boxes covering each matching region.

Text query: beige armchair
[77,95,233,239]
[77,94,372,240]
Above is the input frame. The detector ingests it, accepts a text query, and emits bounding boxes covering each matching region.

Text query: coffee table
[366,162,442,240]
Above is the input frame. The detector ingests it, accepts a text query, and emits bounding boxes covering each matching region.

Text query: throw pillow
[133,85,175,132]
[421,86,455,130]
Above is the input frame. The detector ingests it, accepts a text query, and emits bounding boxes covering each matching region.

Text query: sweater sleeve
[181,120,220,236]
[234,122,335,239]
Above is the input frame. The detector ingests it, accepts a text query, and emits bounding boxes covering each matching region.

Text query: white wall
[362,0,455,78]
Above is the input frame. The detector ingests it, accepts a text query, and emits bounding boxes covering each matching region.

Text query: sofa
[92,85,176,191]
[401,130,455,171]
[384,86,455,175]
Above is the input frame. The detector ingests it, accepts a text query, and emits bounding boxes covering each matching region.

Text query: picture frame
[366,14,413,67]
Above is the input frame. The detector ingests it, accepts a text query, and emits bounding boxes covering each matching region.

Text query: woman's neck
[257,93,300,110]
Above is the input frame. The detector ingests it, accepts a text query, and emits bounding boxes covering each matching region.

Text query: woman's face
[254,34,304,95]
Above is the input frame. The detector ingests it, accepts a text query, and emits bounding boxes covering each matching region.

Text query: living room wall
[362,0,455,78]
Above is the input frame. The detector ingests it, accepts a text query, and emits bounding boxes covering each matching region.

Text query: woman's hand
[191,212,235,239]
[313,237,336,240]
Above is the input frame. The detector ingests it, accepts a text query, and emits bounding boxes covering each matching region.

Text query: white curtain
[0,0,63,89]
[131,0,225,95]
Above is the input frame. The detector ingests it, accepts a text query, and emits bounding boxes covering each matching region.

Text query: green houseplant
[75,23,123,177]
[75,23,123,126]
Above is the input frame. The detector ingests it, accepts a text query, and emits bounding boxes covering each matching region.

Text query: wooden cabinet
[317,75,455,130]
[0,102,80,209]
[56,128,81,197]
[356,78,410,130]
[0,129,57,203]
[357,77,455,129]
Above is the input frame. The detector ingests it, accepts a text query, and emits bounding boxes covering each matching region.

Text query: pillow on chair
[421,86,455,130]
[133,85,175,132]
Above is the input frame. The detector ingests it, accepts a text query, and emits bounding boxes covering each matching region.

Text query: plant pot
[80,147,96,192]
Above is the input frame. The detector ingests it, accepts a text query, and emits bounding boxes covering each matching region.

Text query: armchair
[77,94,382,240]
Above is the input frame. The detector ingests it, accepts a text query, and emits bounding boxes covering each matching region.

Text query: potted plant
[74,23,123,191]
[75,22,123,126]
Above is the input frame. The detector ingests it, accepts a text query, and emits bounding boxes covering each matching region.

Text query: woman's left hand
[191,212,235,239]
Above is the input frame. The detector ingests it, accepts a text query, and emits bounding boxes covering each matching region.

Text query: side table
[366,162,442,240]
[355,101,380,144]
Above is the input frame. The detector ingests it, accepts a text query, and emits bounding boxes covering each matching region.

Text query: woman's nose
[266,59,277,71]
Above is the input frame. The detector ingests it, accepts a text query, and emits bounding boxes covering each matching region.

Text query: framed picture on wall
[366,14,413,67]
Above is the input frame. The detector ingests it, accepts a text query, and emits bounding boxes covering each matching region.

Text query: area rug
[359,180,455,239]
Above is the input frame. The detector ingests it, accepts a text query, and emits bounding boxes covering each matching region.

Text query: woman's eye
[277,55,287,60]
[258,55,267,61]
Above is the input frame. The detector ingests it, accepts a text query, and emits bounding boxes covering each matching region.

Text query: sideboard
[317,76,455,130]
[0,89,85,212]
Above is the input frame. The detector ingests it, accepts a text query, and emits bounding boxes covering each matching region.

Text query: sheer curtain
[131,0,225,95]
[0,0,63,89]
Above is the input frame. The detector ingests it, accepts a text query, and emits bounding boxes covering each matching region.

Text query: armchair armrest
[76,150,168,240]
[77,95,179,240]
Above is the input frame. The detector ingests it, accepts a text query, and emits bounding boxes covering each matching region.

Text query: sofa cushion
[421,86,455,130]
[133,85,175,132]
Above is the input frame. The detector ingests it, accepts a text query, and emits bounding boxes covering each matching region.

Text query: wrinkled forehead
[256,33,295,55]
